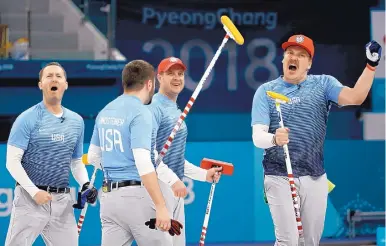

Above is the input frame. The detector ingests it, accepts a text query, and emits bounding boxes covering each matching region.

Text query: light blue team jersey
[148,93,188,180]
[90,94,152,182]
[251,75,344,177]
[7,102,84,187]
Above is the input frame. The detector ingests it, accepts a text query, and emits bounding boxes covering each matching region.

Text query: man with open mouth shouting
[251,35,381,246]
[5,62,96,246]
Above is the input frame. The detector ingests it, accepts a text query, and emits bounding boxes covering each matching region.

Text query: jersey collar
[39,101,66,118]
[279,75,309,87]
[154,92,178,108]
[121,94,142,103]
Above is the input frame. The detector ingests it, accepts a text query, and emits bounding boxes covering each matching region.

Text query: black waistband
[16,183,70,193]
[102,180,142,192]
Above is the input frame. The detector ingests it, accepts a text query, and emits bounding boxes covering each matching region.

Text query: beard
[145,88,155,105]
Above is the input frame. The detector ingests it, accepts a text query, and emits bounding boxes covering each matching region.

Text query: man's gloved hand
[145,218,183,236]
[73,182,98,209]
[169,219,184,236]
[366,40,382,68]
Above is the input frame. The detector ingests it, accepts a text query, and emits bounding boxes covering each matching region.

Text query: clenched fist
[274,127,290,146]
[206,167,222,183]
[171,180,187,198]
[155,205,171,231]
[33,190,52,205]
[365,40,382,68]
[145,217,183,236]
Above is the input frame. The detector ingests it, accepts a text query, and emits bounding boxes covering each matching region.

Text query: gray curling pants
[5,185,78,246]
[264,174,328,246]
[100,180,175,246]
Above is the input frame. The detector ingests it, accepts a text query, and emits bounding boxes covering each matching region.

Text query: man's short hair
[122,60,155,91]
[39,62,67,81]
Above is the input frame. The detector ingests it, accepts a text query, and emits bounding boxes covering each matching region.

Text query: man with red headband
[251,35,381,245]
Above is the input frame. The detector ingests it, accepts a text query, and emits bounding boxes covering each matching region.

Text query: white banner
[363,113,385,140]
[371,10,385,79]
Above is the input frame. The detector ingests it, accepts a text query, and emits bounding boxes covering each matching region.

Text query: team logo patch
[169,57,178,63]
[289,97,301,104]
[296,35,304,43]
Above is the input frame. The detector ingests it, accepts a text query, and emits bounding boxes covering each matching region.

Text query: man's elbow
[87,155,93,165]
[349,96,365,106]
[5,160,11,172]
[87,144,102,167]
[355,98,365,105]
[340,90,366,106]
[252,134,267,149]
[252,136,261,148]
